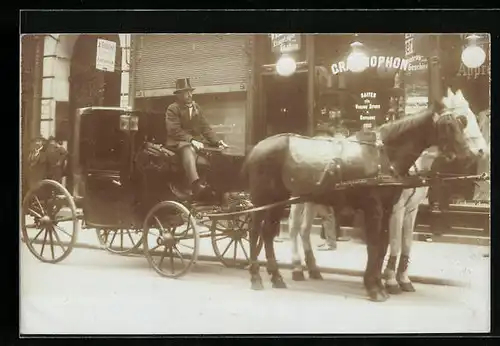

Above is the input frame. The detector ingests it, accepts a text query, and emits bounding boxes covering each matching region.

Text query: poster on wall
[96,38,117,72]
[404,34,429,115]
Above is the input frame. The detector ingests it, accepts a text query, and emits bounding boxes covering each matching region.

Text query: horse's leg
[397,188,426,292]
[302,203,323,280]
[362,192,388,302]
[384,191,407,295]
[263,206,287,289]
[289,203,306,281]
[249,210,264,290]
[376,209,391,297]
[397,207,416,292]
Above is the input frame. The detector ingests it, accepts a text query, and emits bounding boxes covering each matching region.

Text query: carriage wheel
[142,201,199,278]
[96,228,143,255]
[21,180,79,263]
[210,214,263,269]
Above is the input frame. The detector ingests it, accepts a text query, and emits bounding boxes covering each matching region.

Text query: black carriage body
[71,107,134,228]
[71,107,169,228]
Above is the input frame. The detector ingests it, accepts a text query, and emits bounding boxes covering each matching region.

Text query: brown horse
[242,102,477,302]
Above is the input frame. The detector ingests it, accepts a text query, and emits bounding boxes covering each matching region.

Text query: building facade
[22,33,490,182]
[22,34,132,142]
[132,34,254,155]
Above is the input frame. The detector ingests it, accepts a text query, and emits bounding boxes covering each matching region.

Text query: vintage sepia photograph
[20,32,490,335]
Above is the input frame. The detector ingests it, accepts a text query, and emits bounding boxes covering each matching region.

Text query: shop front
[132,34,253,155]
[315,34,407,135]
[251,34,313,144]
[439,34,490,202]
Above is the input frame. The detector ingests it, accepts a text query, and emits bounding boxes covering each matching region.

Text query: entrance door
[261,72,308,136]
[67,34,122,192]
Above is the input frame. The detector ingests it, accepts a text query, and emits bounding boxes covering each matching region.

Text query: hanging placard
[96,38,117,72]
[270,34,301,54]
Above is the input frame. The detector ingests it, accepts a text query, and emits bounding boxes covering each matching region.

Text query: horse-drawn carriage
[22,106,261,278]
[22,89,490,302]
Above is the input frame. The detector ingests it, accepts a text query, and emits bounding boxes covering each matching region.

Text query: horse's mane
[378,107,434,145]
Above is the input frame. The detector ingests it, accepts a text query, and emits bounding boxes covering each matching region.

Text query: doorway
[261,72,308,136]
[67,34,122,192]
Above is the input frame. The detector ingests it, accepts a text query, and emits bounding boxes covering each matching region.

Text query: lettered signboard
[96,38,117,72]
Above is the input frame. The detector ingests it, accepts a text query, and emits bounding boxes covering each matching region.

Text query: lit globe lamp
[461,34,486,69]
[276,54,297,77]
[346,41,369,73]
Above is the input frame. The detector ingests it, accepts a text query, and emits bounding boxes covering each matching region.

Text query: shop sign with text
[270,34,301,54]
[331,55,410,75]
[95,38,117,72]
[356,92,380,122]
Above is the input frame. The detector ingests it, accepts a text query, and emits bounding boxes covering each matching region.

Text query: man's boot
[192,179,208,199]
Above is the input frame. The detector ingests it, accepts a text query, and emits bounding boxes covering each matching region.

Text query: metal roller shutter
[135,34,250,91]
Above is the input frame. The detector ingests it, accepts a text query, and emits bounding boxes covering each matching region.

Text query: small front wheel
[142,201,199,278]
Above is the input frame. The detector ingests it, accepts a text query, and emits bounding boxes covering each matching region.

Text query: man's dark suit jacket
[165,101,219,150]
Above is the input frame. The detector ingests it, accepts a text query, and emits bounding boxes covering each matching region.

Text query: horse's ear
[447,88,454,99]
[454,89,467,104]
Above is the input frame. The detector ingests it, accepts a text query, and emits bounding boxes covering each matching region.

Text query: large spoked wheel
[142,201,199,278]
[96,228,143,255]
[21,180,79,263]
[210,214,263,269]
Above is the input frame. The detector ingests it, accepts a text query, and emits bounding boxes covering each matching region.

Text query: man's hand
[218,140,229,149]
[191,139,205,151]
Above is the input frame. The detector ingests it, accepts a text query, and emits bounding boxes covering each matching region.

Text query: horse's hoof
[292,271,306,281]
[385,283,402,295]
[399,281,416,292]
[272,278,287,289]
[308,270,324,280]
[367,288,390,302]
[251,279,264,291]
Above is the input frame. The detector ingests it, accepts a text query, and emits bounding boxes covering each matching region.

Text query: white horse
[383,89,489,294]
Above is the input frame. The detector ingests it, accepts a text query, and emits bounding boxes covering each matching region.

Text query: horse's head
[446,89,489,157]
[432,89,487,163]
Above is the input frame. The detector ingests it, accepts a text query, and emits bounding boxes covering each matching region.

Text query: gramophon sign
[331,55,411,75]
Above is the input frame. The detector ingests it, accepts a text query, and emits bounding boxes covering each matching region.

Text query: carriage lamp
[346,41,369,73]
[120,113,139,132]
[276,54,297,77]
[461,34,486,69]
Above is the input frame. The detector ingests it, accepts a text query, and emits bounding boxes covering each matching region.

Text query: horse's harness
[315,134,403,190]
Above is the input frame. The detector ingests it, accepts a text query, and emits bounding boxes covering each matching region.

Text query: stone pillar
[306,34,315,136]
[31,36,44,138]
[119,34,132,108]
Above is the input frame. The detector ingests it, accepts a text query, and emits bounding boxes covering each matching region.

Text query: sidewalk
[278,220,490,247]
[40,221,490,289]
